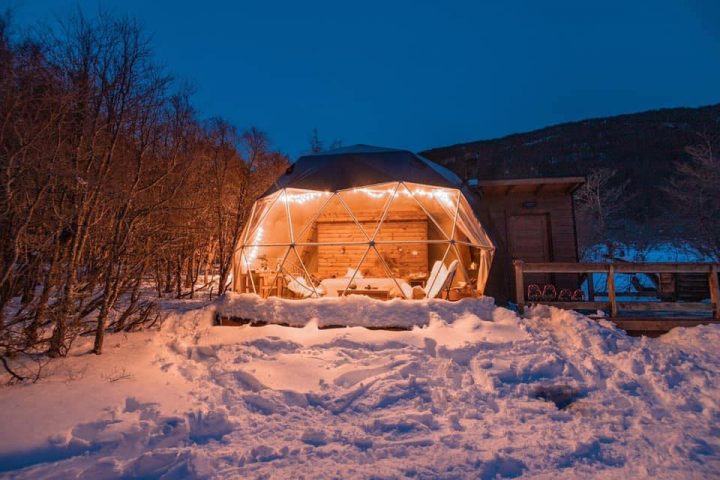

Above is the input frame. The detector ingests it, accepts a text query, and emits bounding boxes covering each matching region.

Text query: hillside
[421,104,720,224]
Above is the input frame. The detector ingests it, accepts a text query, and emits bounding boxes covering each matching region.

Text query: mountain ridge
[420,103,720,224]
[423,104,720,154]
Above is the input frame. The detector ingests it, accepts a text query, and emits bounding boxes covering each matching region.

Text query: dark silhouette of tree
[665,135,720,261]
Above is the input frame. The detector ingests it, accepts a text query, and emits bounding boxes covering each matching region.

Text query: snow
[216,292,497,329]
[582,242,713,263]
[0,296,719,478]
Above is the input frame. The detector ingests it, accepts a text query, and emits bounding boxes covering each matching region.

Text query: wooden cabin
[468,177,585,304]
[419,142,588,305]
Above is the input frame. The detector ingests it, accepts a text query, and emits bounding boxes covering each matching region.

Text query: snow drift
[0,296,718,479]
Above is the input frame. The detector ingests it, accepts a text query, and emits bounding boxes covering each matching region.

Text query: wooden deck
[600,316,720,337]
[216,309,720,336]
[514,260,720,335]
[214,313,413,331]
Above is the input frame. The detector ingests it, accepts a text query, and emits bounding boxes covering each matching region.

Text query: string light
[350,184,456,209]
[243,226,264,271]
[282,191,330,204]
[264,185,457,209]
[405,186,455,209]
[237,184,492,279]
[350,187,393,198]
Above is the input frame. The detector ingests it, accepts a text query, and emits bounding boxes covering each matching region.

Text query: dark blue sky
[10,0,720,158]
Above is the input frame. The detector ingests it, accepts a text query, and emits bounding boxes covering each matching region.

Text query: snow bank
[216,292,496,328]
[0,299,719,478]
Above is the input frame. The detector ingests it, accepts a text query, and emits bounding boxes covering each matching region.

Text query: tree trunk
[165,260,174,294]
[25,245,60,348]
[175,255,183,298]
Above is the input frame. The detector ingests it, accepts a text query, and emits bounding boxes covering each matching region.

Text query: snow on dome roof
[263,144,462,195]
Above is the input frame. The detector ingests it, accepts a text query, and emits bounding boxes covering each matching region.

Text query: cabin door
[508,214,552,298]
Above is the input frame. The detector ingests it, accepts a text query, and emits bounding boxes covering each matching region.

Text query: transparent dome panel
[403,182,459,240]
[454,196,493,248]
[325,246,410,299]
[284,189,333,244]
[234,185,495,299]
[338,182,398,240]
[236,245,290,295]
[374,241,430,281]
[277,247,323,298]
[374,183,428,243]
[245,191,291,246]
[241,193,278,246]
[467,246,493,294]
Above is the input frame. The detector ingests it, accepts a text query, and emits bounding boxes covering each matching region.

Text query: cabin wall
[482,192,579,304]
[316,212,428,278]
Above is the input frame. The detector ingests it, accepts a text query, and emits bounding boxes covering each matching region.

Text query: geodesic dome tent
[232,145,494,299]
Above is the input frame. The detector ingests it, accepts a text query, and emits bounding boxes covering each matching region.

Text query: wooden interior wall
[315,209,428,278]
[481,193,579,303]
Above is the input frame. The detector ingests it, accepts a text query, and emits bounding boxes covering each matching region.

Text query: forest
[0,12,287,371]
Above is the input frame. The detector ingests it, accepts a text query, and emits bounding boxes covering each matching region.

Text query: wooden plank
[523,262,611,273]
[709,265,720,320]
[509,214,552,293]
[217,315,415,331]
[521,262,719,274]
[616,302,713,312]
[606,318,720,332]
[529,301,713,312]
[525,300,715,315]
[532,301,610,310]
[317,218,428,278]
[476,177,586,188]
[318,209,426,223]
[607,265,617,317]
[613,263,716,273]
[513,260,525,314]
[341,289,390,300]
[594,291,658,297]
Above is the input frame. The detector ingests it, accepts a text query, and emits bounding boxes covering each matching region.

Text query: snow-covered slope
[0,297,718,479]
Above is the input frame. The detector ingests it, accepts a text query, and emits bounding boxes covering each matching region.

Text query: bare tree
[308,128,323,153]
[665,135,720,261]
[211,126,287,295]
[307,128,341,154]
[0,10,288,370]
[574,168,632,258]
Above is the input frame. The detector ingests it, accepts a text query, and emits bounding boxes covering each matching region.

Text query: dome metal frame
[235,180,494,300]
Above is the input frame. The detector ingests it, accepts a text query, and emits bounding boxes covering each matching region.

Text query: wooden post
[709,265,720,320]
[234,273,247,293]
[513,260,525,314]
[607,264,617,318]
[587,273,595,301]
[276,274,284,298]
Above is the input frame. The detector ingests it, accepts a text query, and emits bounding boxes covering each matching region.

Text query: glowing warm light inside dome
[349,185,455,209]
[282,190,330,204]
[242,227,264,269]
[234,181,494,300]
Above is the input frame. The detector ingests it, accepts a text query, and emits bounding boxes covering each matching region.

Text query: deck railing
[513,260,720,319]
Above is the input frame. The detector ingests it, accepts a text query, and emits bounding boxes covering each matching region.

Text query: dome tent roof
[263,144,462,195]
[236,144,496,299]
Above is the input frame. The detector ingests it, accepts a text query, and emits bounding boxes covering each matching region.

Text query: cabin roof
[472,176,585,195]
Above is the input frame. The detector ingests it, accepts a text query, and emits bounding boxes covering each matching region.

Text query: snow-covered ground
[582,242,713,264]
[1,295,719,479]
